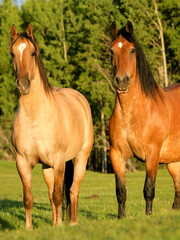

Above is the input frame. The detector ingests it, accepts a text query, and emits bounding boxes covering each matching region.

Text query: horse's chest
[13,118,64,158]
[124,119,146,160]
[127,131,145,160]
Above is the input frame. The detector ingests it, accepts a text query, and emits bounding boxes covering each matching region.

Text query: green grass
[0,160,180,240]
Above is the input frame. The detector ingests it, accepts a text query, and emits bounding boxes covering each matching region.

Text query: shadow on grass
[0,198,103,230]
[79,209,99,220]
[0,198,53,230]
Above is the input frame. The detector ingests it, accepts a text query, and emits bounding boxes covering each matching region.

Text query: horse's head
[10,24,37,94]
[110,21,136,94]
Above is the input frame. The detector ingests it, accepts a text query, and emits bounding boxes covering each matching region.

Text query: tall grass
[0,160,180,240]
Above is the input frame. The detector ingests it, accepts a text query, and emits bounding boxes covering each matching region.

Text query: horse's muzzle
[16,78,31,94]
[114,75,130,93]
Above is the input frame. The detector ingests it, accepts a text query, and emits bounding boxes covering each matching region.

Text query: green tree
[158,0,180,83]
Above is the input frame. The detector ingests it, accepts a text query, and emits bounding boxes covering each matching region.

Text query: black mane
[115,27,159,99]
[10,32,52,94]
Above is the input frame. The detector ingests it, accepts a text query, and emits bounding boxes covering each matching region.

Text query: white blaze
[18,43,27,61]
[118,42,123,48]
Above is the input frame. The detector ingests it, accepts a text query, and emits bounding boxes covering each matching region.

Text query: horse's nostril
[16,79,19,87]
[116,77,120,85]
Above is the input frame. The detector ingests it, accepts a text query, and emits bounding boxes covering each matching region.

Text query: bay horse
[10,24,93,229]
[109,21,180,218]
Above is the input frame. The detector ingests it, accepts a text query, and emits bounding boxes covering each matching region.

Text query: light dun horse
[10,24,93,229]
[109,21,180,218]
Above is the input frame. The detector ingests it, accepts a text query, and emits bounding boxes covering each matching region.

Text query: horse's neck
[19,71,52,116]
[116,79,140,115]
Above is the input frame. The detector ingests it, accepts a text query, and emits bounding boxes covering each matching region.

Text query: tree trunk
[154,0,168,87]
[60,0,68,63]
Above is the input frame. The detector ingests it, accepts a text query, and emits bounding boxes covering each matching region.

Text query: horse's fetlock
[172,191,180,209]
[53,191,63,207]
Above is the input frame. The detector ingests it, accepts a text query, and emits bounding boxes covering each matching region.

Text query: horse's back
[164,83,180,97]
[163,83,180,111]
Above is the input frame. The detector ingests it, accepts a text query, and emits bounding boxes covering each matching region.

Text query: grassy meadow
[0,160,180,240]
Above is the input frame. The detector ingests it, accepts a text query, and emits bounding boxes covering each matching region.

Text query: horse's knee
[173,191,180,209]
[143,177,155,201]
[116,176,126,204]
[53,188,63,207]
[143,176,155,214]
[23,190,33,209]
[70,186,79,203]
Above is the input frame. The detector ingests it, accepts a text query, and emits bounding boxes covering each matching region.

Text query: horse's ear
[26,24,34,39]
[111,21,118,36]
[126,21,133,35]
[11,24,18,40]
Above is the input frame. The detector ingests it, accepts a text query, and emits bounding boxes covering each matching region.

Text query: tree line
[0,0,179,172]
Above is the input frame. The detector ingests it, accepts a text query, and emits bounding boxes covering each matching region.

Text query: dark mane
[10,32,52,94]
[115,27,159,99]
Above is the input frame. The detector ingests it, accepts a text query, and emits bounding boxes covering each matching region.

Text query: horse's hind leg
[167,162,180,209]
[42,165,56,225]
[64,160,74,223]
[16,156,33,230]
[110,147,126,218]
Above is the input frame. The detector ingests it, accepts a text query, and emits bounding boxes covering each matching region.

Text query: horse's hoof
[70,221,78,226]
[55,221,63,227]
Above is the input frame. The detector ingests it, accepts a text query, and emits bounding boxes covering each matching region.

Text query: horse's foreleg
[16,157,33,230]
[144,150,159,215]
[167,162,180,209]
[42,165,56,225]
[53,160,65,226]
[69,153,88,225]
[110,147,126,218]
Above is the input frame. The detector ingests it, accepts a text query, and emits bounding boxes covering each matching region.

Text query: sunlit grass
[0,160,180,240]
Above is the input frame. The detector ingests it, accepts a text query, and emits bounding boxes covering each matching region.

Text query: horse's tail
[63,160,74,222]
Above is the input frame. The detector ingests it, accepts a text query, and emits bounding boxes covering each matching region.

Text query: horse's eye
[32,52,36,56]
[131,48,135,54]
[11,52,14,58]
[110,48,114,55]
